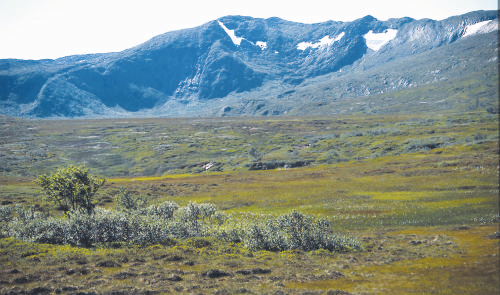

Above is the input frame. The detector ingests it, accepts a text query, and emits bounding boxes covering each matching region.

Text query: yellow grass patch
[288,225,499,294]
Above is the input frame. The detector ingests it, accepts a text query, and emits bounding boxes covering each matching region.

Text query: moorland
[0,110,498,294]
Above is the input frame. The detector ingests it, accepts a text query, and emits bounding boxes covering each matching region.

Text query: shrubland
[1,166,359,252]
[1,199,359,253]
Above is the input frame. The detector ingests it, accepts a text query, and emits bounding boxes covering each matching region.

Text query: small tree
[36,166,105,215]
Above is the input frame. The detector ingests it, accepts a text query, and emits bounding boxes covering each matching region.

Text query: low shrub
[0,203,359,253]
[139,201,179,219]
[211,210,360,252]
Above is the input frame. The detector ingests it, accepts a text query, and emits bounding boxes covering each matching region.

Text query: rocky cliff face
[0,10,497,118]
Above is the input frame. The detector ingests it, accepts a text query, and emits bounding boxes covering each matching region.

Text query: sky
[0,0,497,60]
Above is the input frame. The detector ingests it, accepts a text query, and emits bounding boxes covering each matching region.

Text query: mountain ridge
[0,10,498,118]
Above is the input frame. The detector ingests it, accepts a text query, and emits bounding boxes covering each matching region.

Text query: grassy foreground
[0,112,498,294]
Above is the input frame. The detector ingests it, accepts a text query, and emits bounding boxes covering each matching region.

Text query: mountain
[0,10,498,118]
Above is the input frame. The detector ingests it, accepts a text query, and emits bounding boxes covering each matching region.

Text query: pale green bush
[2,203,359,252]
[210,210,360,252]
[237,210,360,252]
[140,201,179,219]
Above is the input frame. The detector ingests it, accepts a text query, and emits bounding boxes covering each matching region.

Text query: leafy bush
[243,210,360,252]
[0,205,15,222]
[35,166,105,215]
[0,205,17,238]
[3,200,215,247]
[140,201,179,219]
[2,202,359,253]
[174,202,216,236]
[8,205,67,244]
[212,210,360,252]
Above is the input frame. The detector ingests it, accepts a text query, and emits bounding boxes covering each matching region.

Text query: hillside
[0,10,498,118]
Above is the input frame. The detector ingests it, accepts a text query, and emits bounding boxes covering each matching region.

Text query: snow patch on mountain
[217,21,268,50]
[218,21,243,46]
[297,32,345,50]
[462,20,497,37]
[363,29,398,51]
[256,41,267,50]
[297,42,312,50]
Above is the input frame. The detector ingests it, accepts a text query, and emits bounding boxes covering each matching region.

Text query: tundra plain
[0,111,498,294]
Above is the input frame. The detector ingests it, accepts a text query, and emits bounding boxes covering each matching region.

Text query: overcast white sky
[0,0,497,60]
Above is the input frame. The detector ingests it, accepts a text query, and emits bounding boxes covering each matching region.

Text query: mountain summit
[0,10,498,118]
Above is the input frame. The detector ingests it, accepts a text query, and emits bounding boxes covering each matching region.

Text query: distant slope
[0,10,497,118]
[224,29,498,116]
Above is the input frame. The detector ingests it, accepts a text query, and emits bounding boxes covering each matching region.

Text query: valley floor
[0,111,498,294]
